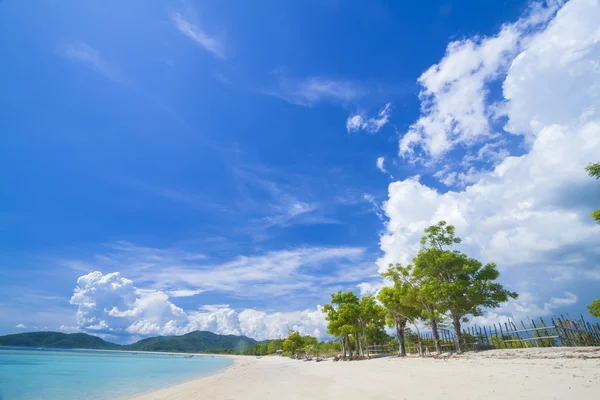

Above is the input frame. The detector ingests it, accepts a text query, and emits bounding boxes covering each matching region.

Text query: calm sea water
[0,347,233,400]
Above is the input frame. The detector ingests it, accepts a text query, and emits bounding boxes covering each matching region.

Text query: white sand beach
[130,347,600,400]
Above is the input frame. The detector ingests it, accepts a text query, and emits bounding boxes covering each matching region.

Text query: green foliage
[323,291,361,356]
[282,330,305,355]
[588,298,600,318]
[323,291,387,358]
[489,335,528,349]
[281,330,321,356]
[413,221,517,352]
[323,291,360,337]
[379,265,422,325]
[267,339,284,354]
[420,220,461,249]
[587,162,600,224]
[586,162,600,179]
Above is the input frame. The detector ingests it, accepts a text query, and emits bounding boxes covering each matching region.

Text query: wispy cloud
[167,288,206,298]
[63,41,127,85]
[171,12,225,59]
[264,75,365,107]
[62,242,371,300]
[232,166,339,231]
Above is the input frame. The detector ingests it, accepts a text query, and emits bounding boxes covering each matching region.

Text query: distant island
[0,331,262,354]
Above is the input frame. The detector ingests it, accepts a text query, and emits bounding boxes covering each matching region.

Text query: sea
[0,347,233,400]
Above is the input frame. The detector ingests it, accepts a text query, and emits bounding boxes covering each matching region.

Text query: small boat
[184,355,194,358]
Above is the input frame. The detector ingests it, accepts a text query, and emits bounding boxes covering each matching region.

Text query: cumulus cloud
[70,271,186,337]
[69,272,327,341]
[16,324,26,329]
[373,0,600,319]
[347,103,392,133]
[399,1,564,160]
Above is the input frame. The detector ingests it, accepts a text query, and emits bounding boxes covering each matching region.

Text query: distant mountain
[124,331,258,353]
[0,332,119,350]
[0,330,259,353]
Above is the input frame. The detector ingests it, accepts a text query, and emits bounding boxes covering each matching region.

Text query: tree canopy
[588,298,600,319]
[586,162,600,224]
[412,221,518,352]
[321,221,518,357]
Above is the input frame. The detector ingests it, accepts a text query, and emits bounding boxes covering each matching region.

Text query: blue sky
[1,0,599,342]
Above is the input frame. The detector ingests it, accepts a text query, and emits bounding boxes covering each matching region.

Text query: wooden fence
[368,315,600,355]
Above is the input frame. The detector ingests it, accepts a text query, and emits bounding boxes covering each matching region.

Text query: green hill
[0,330,259,353]
[124,331,258,352]
[0,331,119,350]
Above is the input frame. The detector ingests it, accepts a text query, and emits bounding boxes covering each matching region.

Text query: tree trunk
[362,324,370,358]
[396,319,407,356]
[354,333,360,358]
[431,318,442,354]
[452,314,463,354]
[347,335,353,357]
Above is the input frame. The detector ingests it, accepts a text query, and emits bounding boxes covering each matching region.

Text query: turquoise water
[0,347,232,400]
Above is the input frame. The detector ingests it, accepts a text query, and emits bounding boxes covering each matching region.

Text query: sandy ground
[130,347,600,400]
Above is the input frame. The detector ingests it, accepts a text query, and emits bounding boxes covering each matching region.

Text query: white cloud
[376,157,386,173]
[546,292,578,308]
[69,271,186,337]
[347,103,392,133]
[16,324,26,329]
[377,0,600,318]
[469,291,578,326]
[59,325,81,333]
[265,76,365,107]
[399,1,564,160]
[68,271,328,341]
[166,289,205,298]
[64,243,370,302]
[356,280,389,296]
[171,12,225,59]
[232,167,338,229]
[502,0,600,137]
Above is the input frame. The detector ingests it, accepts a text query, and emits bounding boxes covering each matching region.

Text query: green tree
[267,339,284,354]
[282,330,305,356]
[384,263,446,354]
[586,162,600,224]
[377,274,421,356]
[357,294,385,357]
[588,298,600,318]
[323,291,361,358]
[414,221,518,353]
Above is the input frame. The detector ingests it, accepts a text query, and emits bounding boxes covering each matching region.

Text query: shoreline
[129,347,600,400]
[126,355,244,400]
[0,345,243,359]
